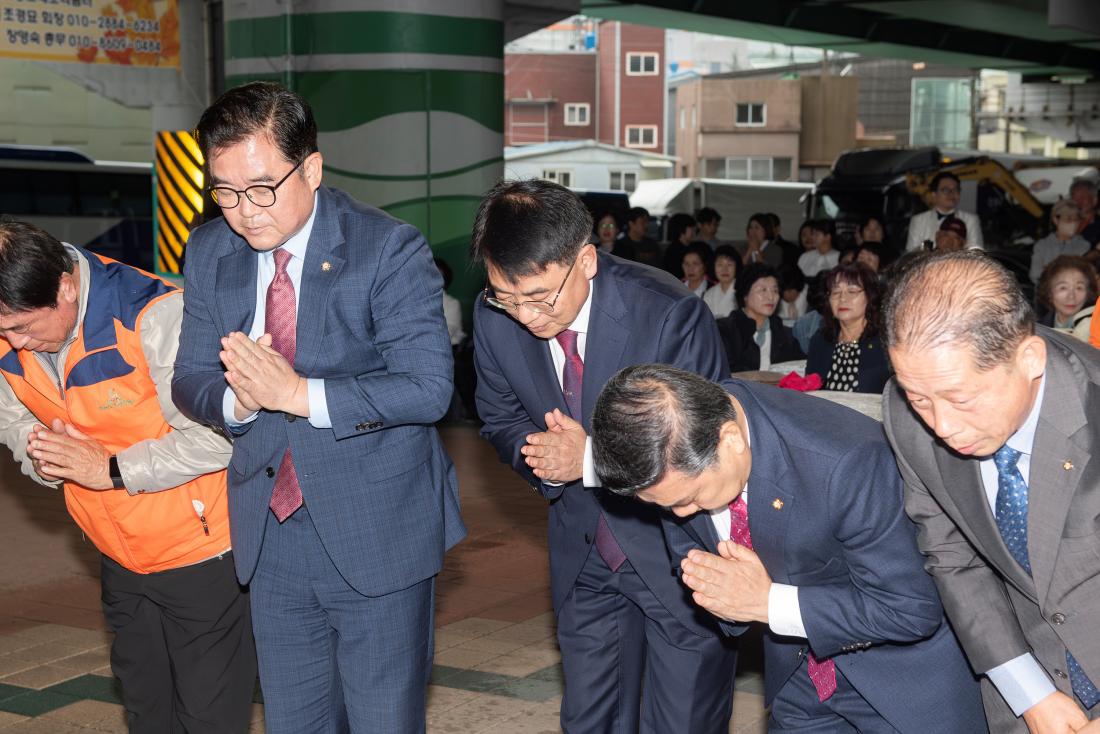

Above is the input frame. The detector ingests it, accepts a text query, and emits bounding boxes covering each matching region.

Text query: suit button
[1051,613,1066,625]
[584,533,592,544]
[265,467,275,478]
[369,421,383,430]
[797,648,805,659]
[286,414,296,422]
[1055,669,1068,679]
[355,422,367,431]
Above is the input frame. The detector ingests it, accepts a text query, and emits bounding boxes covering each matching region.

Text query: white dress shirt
[703,283,737,318]
[977,375,1055,716]
[222,192,332,429]
[905,209,984,252]
[708,423,805,637]
[798,249,840,278]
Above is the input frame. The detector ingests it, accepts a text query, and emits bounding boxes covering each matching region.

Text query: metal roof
[578,0,1100,78]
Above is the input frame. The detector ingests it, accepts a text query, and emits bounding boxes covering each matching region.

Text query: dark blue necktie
[994,446,1099,708]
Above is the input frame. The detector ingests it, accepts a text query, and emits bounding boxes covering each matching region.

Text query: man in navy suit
[172,82,465,733]
[472,179,738,732]
[590,364,987,733]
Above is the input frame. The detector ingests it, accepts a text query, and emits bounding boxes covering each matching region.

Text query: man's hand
[522,409,585,483]
[680,541,772,624]
[1022,691,1088,734]
[220,332,308,417]
[27,419,114,490]
[1077,720,1100,733]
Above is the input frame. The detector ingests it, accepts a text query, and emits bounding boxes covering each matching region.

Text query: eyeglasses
[935,186,960,195]
[829,286,865,300]
[483,256,578,315]
[209,157,304,209]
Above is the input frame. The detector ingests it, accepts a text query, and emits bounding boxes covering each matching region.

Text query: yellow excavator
[906,156,1046,223]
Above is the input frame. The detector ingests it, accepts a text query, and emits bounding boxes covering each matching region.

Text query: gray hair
[882,250,1034,371]
[591,364,738,497]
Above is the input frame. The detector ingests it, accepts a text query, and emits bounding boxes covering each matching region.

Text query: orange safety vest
[0,251,231,574]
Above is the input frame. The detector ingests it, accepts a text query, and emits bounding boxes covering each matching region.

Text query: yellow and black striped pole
[153,131,204,277]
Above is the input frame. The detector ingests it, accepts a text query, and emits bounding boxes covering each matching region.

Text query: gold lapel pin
[772,498,784,510]
[1063,460,1074,471]
[321,261,332,272]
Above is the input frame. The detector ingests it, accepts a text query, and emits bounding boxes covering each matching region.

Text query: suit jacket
[805,329,891,394]
[883,328,1100,728]
[667,380,985,733]
[717,310,805,373]
[474,252,728,636]
[172,186,466,595]
[905,209,984,251]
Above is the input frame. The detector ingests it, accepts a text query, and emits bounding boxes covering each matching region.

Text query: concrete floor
[0,423,767,733]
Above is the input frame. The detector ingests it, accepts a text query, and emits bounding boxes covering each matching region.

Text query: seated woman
[681,242,712,298]
[716,263,804,373]
[1036,255,1098,332]
[703,244,739,317]
[806,263,890,394]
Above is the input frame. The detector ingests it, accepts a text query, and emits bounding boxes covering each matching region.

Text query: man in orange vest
[0,221,256,733]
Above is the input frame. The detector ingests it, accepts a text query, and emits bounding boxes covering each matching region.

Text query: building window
[735,102,766,127]
[625,125,657,148]
[542,169,572,187]
[609,171,638,192]
[564,103,590,126]
[679,107,685,130]
[626,52,659,76]
[702,157,792,181]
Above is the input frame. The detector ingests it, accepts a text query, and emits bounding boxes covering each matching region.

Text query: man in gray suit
[882,250,1100,734]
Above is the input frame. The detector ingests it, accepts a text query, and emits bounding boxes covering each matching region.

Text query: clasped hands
[681,540,772,624]
[220,332,308,421]
[522,408,586,483]
[27,418,113,490]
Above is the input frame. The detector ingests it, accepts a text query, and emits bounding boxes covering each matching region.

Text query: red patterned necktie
[266,248,303,522]
[554,329,626,572]
[728,493,837,701]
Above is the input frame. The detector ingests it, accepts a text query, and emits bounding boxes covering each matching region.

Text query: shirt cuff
[986,653,1057,717]
[306,378,331,429]
[583,435,601,487]
[222,386,258,428]
[768,583,807,638]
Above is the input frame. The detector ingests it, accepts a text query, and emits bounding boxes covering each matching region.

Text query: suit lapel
[519,328,567,418]
[1027,346,1090,603]
[294,189,347,377]
[581,259,629,429]
[214,238,259,336]
[933,441,1037,596]
[738,392,794,582]
[684,512,721,552]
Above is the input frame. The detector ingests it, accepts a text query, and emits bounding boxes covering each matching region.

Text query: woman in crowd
[854,242,885,273]
[716,263,804,373]
[594,211,637,261]
[1029,199,1091,284]
[1036,255,1098,332]
[740,212,779,267]
[662,212,697,279]
[805,263,890,394]
[681,242,712,297]
[703,244,739,317]
[856,215,885,247]
[797,220,815,253]
[798,219,840,277]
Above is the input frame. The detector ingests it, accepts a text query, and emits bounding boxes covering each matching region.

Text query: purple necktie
[728,494,837,701]
[554,329,626,572]
[266,248,303,522]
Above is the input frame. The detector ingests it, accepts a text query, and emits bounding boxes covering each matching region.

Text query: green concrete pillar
[223,1,503,307]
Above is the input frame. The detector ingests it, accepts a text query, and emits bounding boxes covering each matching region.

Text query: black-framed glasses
[209,157,304,209]
[483,256,578,315]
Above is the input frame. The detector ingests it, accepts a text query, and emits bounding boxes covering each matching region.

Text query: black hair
[748,212,776,241]
[696,207,721,226]
[667,213,697,244]
[592,364,738,497]
[735,262,779,309]
[0,221,75,313]
[470,179,592,278]
[810,219,836,239]
[929,171,961,193]
[821,263,882,343]
[779,266,805,293]
[626,207,650,224]
[195,81,318,167]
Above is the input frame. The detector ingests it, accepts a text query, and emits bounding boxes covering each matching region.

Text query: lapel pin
[1063,460,1074,471]
[772,498,784,510]
[321,261,332,272]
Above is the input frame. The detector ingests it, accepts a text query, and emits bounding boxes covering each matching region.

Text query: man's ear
[57,272,78,306]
